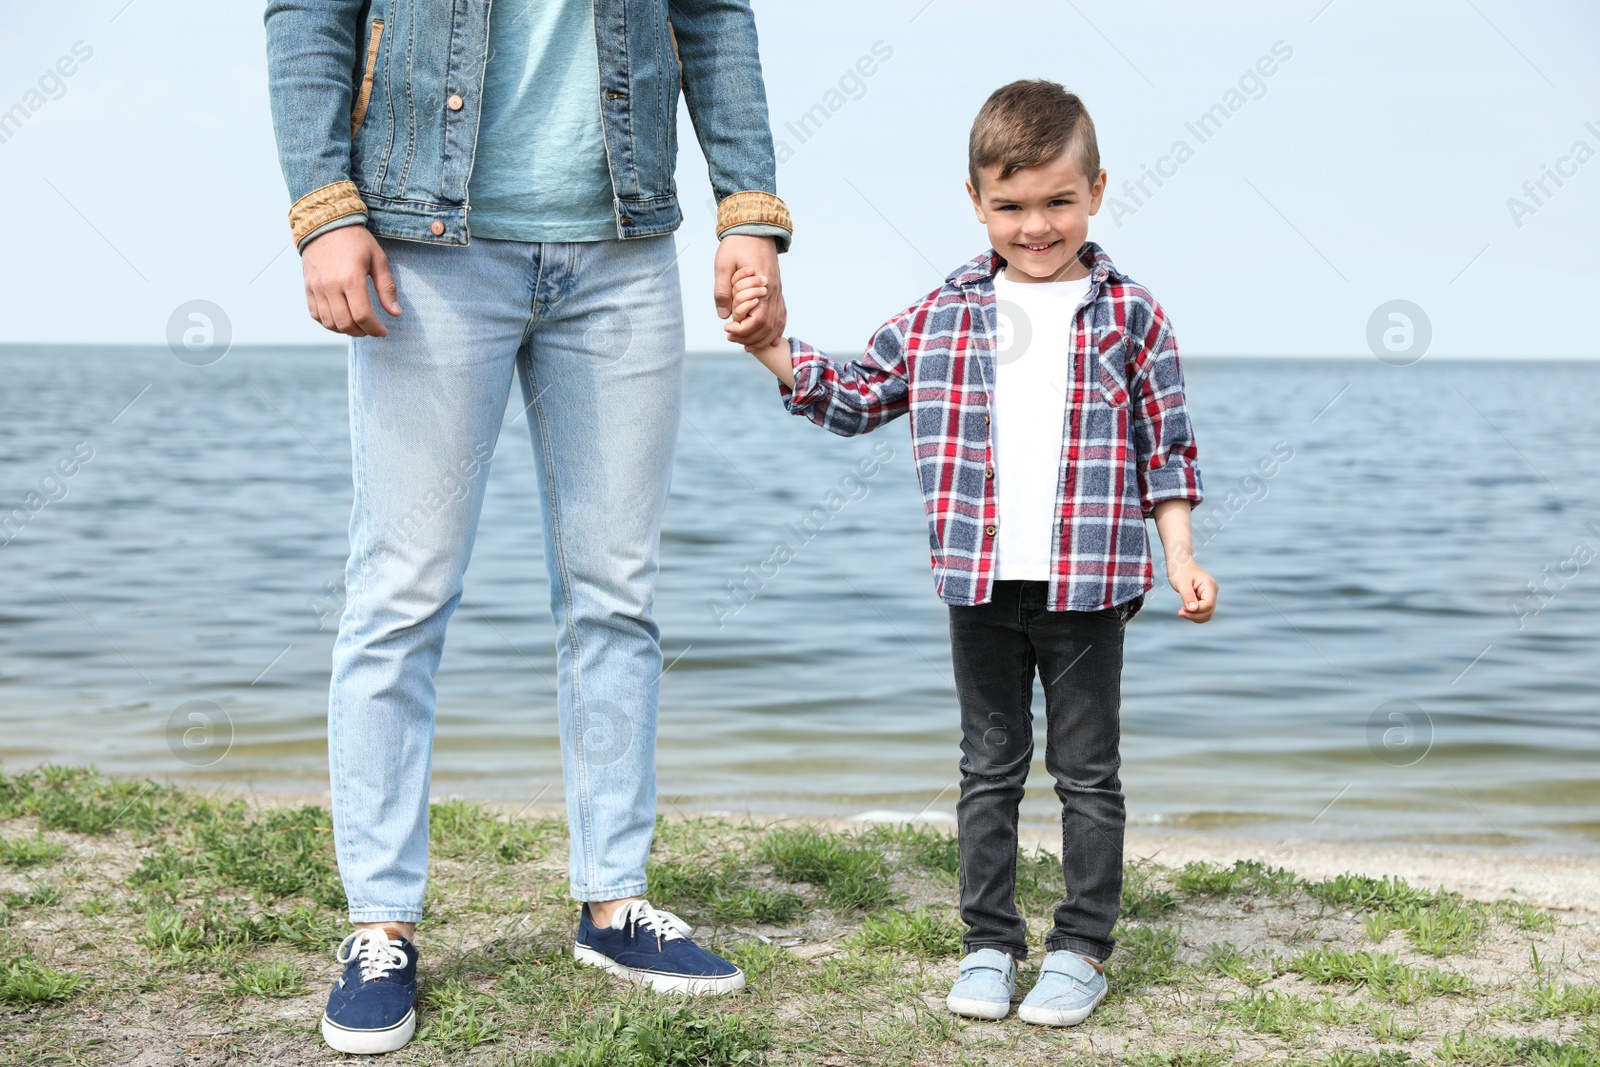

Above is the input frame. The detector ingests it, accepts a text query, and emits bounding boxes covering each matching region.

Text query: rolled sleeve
[1130,308,1204,516]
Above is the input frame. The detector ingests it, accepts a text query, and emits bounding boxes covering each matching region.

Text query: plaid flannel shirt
[780,242,1204,612]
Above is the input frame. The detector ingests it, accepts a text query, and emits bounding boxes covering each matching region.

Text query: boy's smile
[966,149,1106,283]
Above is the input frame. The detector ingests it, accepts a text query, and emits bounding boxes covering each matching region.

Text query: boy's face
[966,148,1106,282]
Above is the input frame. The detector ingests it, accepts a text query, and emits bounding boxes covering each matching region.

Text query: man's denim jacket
[263,0,792,254]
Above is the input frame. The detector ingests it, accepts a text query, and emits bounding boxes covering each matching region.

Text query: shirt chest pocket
[1094,329,1131,408]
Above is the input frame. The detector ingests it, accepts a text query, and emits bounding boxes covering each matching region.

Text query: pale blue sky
[2,0,1595,355]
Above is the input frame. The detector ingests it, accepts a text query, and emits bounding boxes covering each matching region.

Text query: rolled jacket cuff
[297,213,369,254]
[720,222,792,253]
[290,179,369,252]
[717,191,792,248]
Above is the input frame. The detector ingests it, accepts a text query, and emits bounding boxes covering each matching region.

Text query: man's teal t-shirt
[466,0,617,242]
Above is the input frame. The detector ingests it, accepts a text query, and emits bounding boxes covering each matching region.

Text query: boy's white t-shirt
[990,268,1094,581]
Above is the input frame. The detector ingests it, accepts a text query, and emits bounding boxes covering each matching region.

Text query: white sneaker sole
[1017,985,1106,1027]
[573,945,745,996]
[321,1008,416,1054]
[946,994,1011,1020]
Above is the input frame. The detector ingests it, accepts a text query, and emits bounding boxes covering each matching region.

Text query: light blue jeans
[330,233,684,922]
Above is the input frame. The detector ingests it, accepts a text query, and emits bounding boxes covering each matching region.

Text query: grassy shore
[1,766,1597,1066]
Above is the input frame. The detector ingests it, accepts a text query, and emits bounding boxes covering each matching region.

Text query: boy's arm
[1128,304,1204,515]
[730,274,912,438]
[1130,303,1215,622]
[1152,500,1217,622]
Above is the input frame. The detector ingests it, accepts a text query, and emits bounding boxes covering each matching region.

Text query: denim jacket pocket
[1095,330,1130,408]
[349,18,384,140]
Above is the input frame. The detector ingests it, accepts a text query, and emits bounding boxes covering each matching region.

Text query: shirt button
[984,414,990,424]
[429,220,445,235]
[447,94,464,111]
[985,469,994,479]
[985,525,997,536]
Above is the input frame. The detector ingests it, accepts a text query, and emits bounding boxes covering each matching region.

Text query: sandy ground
[1117,831,1600,915]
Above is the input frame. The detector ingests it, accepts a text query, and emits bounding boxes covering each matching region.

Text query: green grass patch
[1289,946,1472,1003]
[0,955,85,1005]
[859,822,961,875]
[1220,990,1376,1038]
[1310,1052,1417,1067]
[417,977,501,1052]
[1127,1050,1236,1067]
[1306,874,1487,956]
[527,1004,767,1066]
[758,826,898,911]
[1305,873,1437,911]
[1526,980,1600,1019]
[1490,900,1557,932]
[0,833,66,869]
[2,881,62,909]
[0,765,200,836]
[1123,859,1179,919]
[850,908,964,958]
[647,858,804,925]
[1436,1031,1600,1067]
[224,959,306,999]
[428,798,553,863]
[1202,941,1272,987]
[1109,923,1182,993]
[1175,858,1298,898]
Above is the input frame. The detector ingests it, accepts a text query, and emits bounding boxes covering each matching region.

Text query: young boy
[730,80,1217,1026]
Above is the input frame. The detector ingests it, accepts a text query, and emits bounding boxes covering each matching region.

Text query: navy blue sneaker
[321,928,418,1054]
[574,899,745,995]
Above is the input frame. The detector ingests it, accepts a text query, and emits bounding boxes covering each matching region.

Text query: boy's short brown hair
[968,79,1099,189]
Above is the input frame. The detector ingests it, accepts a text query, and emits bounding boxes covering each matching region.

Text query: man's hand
[300,225,401,337]
[715,234,785,349]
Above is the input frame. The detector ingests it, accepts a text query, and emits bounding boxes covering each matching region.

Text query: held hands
[715,234,786,349]
[725,268,787,353]
[726,268,795,387]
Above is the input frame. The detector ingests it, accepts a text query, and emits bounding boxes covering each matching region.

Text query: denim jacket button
[446,94,464,111]
[429,220,445,235]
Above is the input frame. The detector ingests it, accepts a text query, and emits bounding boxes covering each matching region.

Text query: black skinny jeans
[949,580,1141,962]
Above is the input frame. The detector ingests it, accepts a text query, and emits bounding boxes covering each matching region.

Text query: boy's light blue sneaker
[1018,950,1107,1026]
[945,948,1017,1020]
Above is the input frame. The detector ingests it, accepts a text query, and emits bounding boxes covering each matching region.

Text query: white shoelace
[612,899,693,948]
[335,928,409,983]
